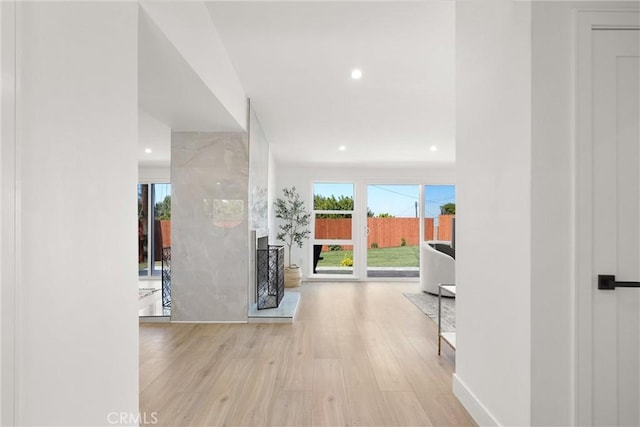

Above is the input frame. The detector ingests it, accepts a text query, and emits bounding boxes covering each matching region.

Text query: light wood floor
[139,282,476,426]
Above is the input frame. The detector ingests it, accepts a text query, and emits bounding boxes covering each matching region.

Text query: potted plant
[274,187,311,287]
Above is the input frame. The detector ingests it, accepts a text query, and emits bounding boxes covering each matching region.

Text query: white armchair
[420,242,455,295]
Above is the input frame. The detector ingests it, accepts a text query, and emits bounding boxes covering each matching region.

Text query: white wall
[454,2,532,426]
[274,163,455,277]
[14,3,139,425]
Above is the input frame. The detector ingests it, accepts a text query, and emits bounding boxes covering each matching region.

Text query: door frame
[1,2,18,424]
[574,10,640,426]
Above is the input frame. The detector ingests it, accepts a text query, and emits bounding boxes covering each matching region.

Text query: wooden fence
[154,220,171,261]
[314,215,454,249]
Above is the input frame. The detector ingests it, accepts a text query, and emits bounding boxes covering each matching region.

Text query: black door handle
[598,274,640,290]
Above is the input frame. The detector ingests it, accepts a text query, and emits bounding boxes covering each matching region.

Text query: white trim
[574,9,640,426]
[452,374,500,427]
[568,9,578,427]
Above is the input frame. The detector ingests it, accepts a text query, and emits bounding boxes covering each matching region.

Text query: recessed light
[429,145,438,152]
[339,145,347,151]
[351,69,362,80]
[144,148,152,154]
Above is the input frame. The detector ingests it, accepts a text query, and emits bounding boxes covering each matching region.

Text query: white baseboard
[139,316,170,323]
[170,320,248,324]
[453,374,500,427]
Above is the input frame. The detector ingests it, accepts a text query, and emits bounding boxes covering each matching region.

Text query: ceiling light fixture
[429,145,438,152]
[351,69,362,80]
[144,148,152,154]
[339,145,347,151]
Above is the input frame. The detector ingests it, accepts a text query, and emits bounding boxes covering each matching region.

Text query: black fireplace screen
[162,246,171,309]
[256,245,284,309]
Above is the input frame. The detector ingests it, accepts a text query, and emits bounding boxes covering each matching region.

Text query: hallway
[139,282,474,426]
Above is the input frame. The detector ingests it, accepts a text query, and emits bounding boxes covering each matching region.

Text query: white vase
[284,265,302,288]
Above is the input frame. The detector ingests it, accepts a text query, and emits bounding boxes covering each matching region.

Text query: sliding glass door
[365,184,420,278]
[138,183,171,278]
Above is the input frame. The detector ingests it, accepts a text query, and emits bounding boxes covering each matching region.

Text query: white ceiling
[205,1,456,167]
[138,2,456,168]
[138,109,171,168]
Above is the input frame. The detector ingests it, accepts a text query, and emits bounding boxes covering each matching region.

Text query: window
[423,185,456,244]
[312,183,356,276]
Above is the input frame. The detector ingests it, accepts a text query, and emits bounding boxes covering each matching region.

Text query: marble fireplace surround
[171,131,250,322]
[170,104,272,322]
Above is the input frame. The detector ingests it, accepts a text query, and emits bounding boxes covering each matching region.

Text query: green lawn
[317,245,419,268]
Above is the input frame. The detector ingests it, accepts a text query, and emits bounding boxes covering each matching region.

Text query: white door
[587,27,640,426]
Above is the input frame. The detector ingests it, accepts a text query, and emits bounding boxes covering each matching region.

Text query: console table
[438,284,456,355]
